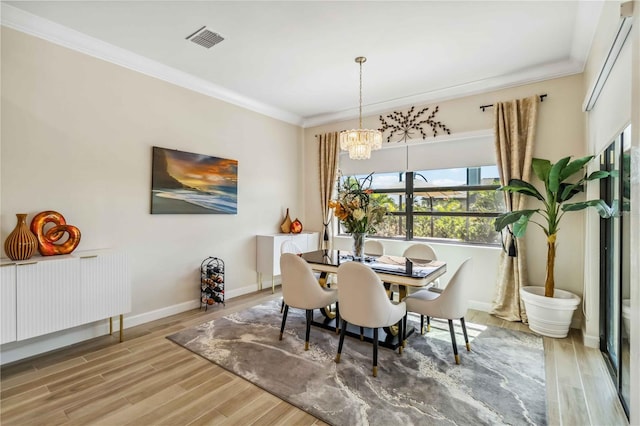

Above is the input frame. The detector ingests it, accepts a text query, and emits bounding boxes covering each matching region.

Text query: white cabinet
[0,249,130,344]
[79,251,130,324]
[256,232,319,291]
[16,256,81,340]
[0,264,17,344]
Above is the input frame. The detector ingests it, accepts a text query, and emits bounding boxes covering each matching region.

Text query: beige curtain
[318,132,340,249]
[490,95,539,322]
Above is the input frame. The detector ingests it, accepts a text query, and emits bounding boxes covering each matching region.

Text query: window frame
[338,169,504,246]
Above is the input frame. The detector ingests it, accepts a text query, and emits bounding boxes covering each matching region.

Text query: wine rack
[200,257,225,311]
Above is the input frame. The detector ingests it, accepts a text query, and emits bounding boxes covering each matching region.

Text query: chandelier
[339,57,382,160]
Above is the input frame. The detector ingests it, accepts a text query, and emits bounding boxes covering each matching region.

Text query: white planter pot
[520,286,581,338]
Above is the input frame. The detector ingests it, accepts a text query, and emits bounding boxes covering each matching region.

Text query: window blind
[339,129,495,175]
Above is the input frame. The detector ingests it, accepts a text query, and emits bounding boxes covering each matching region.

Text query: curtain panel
[317,132,340,249]
[490,95,539,322]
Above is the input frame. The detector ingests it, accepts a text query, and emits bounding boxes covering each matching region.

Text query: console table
[0,249,131,345]
[256,232,319,292]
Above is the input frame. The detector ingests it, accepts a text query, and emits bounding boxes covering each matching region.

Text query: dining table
[300,249,447,350]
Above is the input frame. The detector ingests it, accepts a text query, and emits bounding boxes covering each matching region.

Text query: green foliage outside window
[339,170,504,245]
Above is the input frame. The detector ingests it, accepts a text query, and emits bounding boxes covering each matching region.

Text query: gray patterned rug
[167,300,546,425]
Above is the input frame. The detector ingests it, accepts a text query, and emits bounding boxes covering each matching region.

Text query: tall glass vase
[352,232,366,260]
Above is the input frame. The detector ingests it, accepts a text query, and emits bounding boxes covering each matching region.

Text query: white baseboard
[124,299,200,329]
[0,283,265,365]
[468,300,492,312]
[0,321,112,365]
[581,329,599,348]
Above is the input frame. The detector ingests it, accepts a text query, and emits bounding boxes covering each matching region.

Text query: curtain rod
[479,94,547,112]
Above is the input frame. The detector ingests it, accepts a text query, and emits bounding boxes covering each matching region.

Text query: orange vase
[4,214,38,260]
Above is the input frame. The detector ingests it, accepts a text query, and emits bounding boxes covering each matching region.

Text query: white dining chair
[279,253,339,350]
[280,240,303,255]
[335,262,406,377]
[392,243,440,328]
[403,243,437,261]
[404,258,473,364]
[278,240,305,312]
[364,240,384,256]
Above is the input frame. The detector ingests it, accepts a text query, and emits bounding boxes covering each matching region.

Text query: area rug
[167,300,546,425]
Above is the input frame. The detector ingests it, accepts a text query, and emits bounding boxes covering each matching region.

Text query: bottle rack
[200,257,225,311]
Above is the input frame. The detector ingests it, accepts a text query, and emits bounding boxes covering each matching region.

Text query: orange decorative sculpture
[30,211,81,256]
[290,218,303,234]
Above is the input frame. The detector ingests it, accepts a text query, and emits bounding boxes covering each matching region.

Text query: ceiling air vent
[186,26,224,49]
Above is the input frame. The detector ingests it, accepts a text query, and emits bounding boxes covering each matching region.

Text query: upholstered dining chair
[278,240,305,312]
[364,240,384,256]
[404,257,473,364]
[279,253,339,350]
[402,242,437,260]
[335,262,406,377]
[280,240,303,255]
[392,243,440,328]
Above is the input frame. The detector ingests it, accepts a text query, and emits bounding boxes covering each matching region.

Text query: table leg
[318,271,328,287]
[399,286,407,301]
[119,314,124,343]
[109,317,113,335]
[320,303,337,320]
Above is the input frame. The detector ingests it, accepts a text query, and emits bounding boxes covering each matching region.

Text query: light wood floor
[1,290,628,425]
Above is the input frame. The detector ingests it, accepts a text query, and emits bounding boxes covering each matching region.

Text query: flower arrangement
[329,173,387,235]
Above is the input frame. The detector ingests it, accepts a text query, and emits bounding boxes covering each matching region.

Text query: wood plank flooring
[1,290,628,425]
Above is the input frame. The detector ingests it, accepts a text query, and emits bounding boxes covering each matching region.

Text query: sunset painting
[151,147,238,214]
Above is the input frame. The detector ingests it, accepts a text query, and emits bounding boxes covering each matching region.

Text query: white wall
[581,0,638,422]
[0,27,303,360]
[630,0,639,419]
[303,74,588,321]
[631,1,640,421]
[582,2,633,347]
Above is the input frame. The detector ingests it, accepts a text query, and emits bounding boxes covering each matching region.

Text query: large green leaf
[548,156,571,193]
[532,158,551,182]
[559,155,594,181]
[498,179,545,201]
[586,170,610,181]
[559,182,584,202]
[562,199,613,218]
[494,209,538,232]
[512,214,532,237]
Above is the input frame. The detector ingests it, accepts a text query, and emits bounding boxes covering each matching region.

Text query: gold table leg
[119,314,124,343]
[109,317,113,335]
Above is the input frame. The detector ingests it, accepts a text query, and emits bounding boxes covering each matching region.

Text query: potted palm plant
[494,155,613,337]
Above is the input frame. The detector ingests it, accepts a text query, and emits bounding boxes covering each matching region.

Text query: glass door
[599,125,631,417]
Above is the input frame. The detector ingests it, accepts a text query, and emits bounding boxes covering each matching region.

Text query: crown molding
[0,3,304,126]
[302,59,584,128]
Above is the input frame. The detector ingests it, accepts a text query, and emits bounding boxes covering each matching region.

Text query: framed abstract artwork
[151,147,238,214]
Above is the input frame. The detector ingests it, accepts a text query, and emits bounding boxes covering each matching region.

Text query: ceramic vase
[352,232,366,260]
[280,208,292,233]
[4,213,38,261]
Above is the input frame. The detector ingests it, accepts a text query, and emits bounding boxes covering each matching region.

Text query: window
[339,166,505,245]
